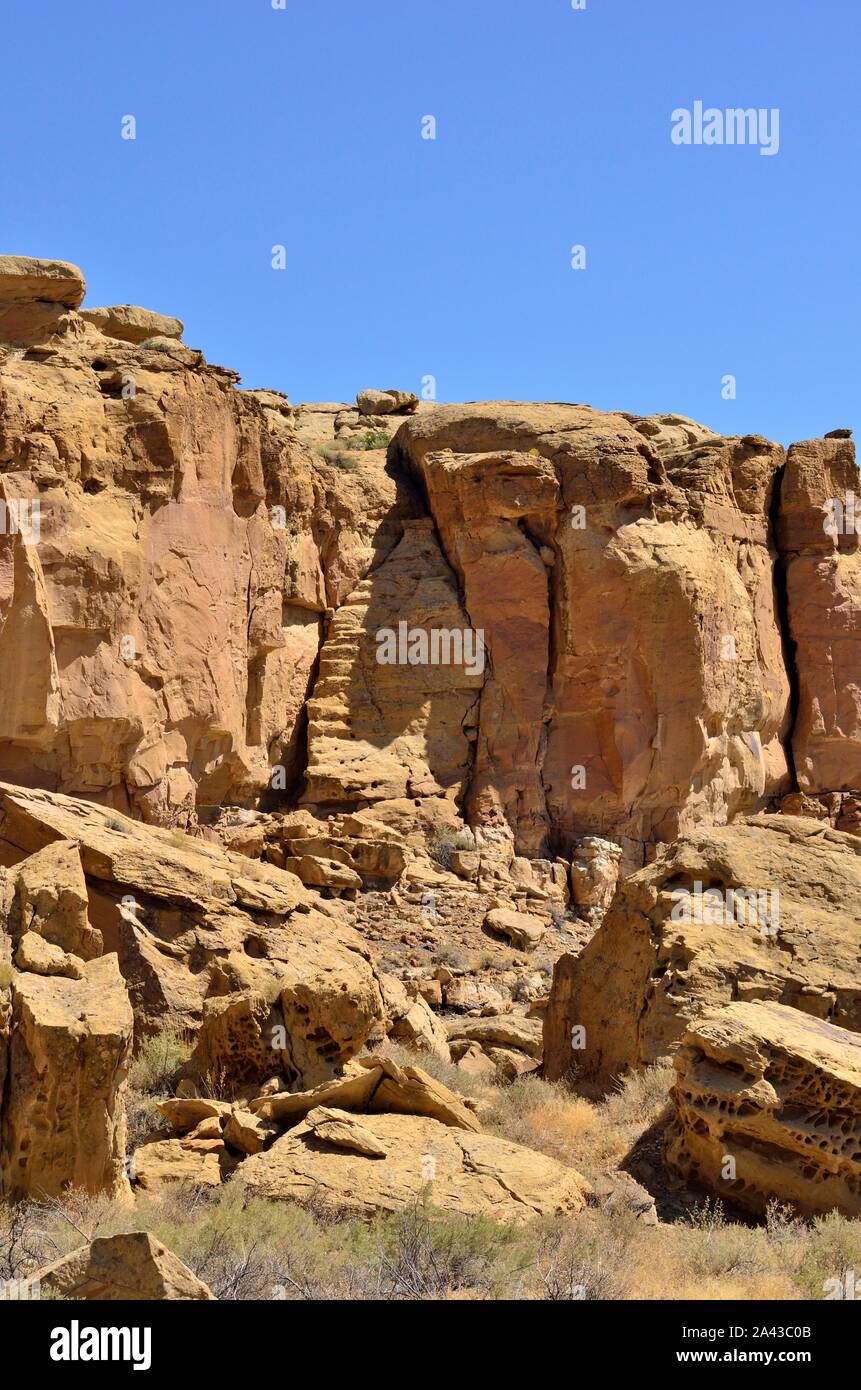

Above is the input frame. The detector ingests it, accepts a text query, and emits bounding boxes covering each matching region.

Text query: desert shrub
[530,1215,630,1300]
[682,1204,770,1280]
[685,1196,727,1233]
[483,1074,595,1162]
[0,1199,48,1280]
[326,450,361,471]
[129,1027,193,1096]
[315,440,363,470]
[430,942,470,971]
[125,1026,194,1147]
[428,826,476,870]
[481,1063,674,1179]
[788,1209,861,1299]
[600,1063,675,1131]
[374,1201,519,1299]
[354,430,391,450]
[7,1179,861,1301]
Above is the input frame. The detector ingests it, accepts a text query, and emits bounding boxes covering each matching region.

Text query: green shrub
[130,1027,193,1096]
[355,430,391,450]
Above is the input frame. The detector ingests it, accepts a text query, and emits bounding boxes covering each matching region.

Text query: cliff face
[0,257,858,867]
[0,259,418,826]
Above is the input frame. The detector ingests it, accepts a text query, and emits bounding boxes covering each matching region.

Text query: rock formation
[544,816,861,1091]
[0,257,418,827]
[0,782,385,1085]
[31,1231,215,1300]
[1,953,132,1199]
[665,1001,861,1218]
[238,1110,588,1222]
[127,1052,591,1221]
[1,255,861,1257]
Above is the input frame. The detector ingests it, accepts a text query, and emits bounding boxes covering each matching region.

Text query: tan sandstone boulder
[223,1107,279,1155]
[0,954,133,1199]
[0,257,86,345]
[484,906,545,950]
[12,838,103,960]
[356,388,418,416]
[448,1014,544,1060]
[305,1106,389,1157]
[236,1109,590,1222]
[249,1056,479,1133]
[544,816,861,1091]
[665,1001,861,1218]
[568,836,623,920]
[132,1137,226,1191]
[0,255,85,305]
[380,972,450,1061]
[32,1231,215,1300]
[15,930,84,979]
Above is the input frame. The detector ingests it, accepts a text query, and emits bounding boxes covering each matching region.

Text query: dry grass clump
[481,1063,673,1177]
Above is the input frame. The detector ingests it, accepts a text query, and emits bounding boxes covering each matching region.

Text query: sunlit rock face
[1,258,856,875]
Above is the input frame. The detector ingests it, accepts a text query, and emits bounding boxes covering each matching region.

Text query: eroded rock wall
[0,274,418,826]
[1,258,858,873]
[391,405,794,862]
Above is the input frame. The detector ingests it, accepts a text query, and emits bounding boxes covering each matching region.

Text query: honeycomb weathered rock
[664,1001,861,1218]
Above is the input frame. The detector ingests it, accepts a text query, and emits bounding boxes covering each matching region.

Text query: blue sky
[1,0,857,444]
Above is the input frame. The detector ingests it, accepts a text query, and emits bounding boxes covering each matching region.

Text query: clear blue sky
[2,0,857,444]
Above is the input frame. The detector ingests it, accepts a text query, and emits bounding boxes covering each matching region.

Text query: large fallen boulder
[664,1001,861,1218]
[10,838,103,960]
[380,972,450,1062]
[356,388,418,417]
[236,1109,590,1222]
[447,1014,543,1060]
[0,954,133,1199]
[568,837,623,922]
[484,906,544,950]
[131,1137,228,1192]
[31,1232,214,1300]
[544,816,861,1092]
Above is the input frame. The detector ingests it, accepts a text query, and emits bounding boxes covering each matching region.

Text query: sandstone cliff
[2,257,856,871]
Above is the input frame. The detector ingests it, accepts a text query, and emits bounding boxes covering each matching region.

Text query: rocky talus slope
[1,255,861,1281]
